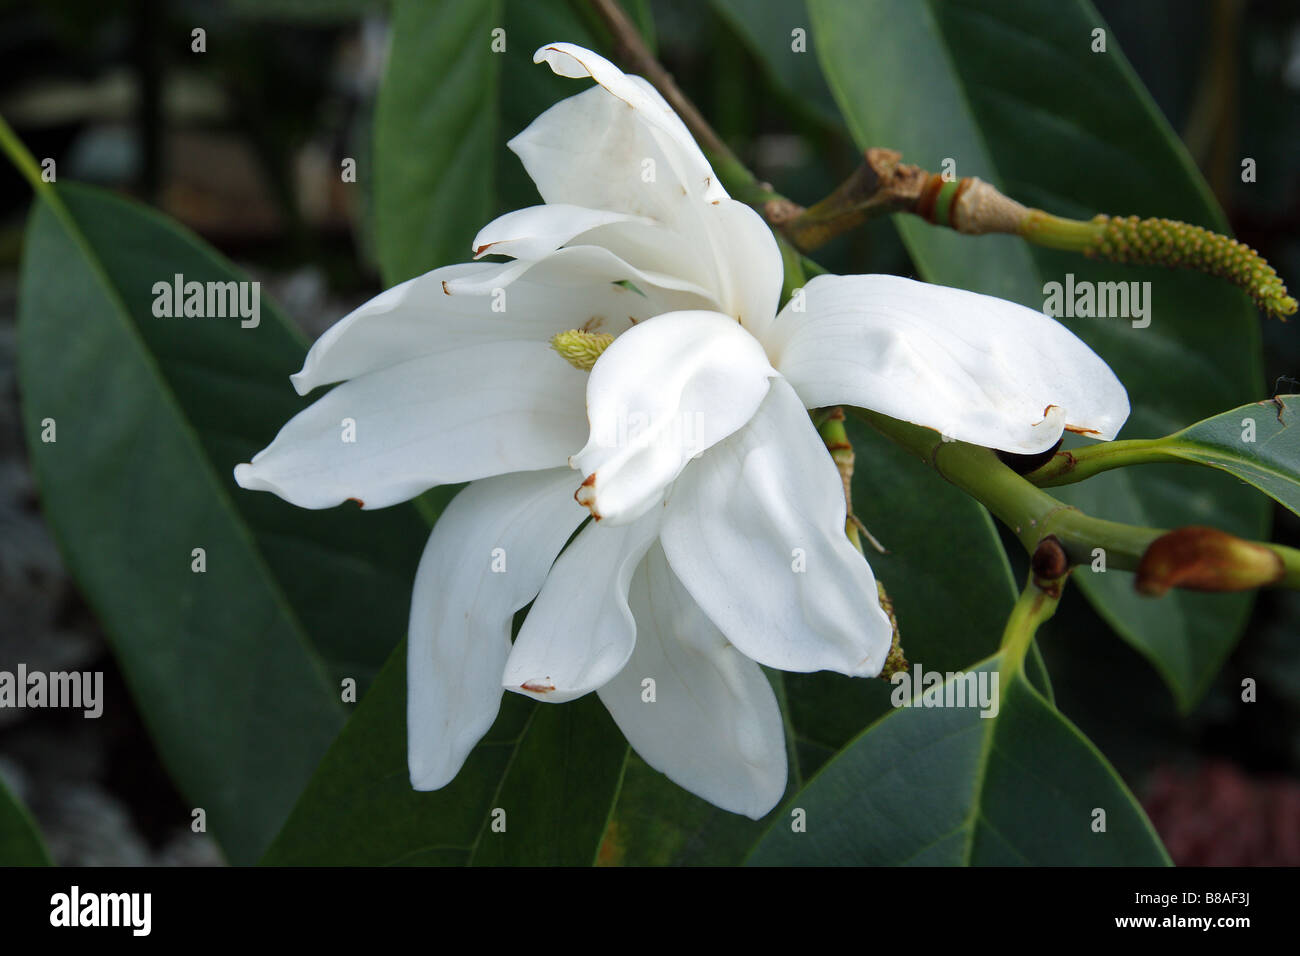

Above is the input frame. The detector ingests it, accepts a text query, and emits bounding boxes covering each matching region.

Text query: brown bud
[1030,535,1070,597]
[1136,526,1285,597]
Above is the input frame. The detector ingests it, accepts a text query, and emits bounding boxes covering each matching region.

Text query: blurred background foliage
[0,0,1297,864]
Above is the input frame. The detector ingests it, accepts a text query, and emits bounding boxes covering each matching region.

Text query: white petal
[661,377,893,677]
[598,543,786,819]
[519,43,723,208]
[502,510,661,703]
[442,244,716,303]
[235,340,587,510]
[470,204,653,261]
[570,219,715,293]
[290,262,658,395]
[706,198,784,337]
[408,469,586,790]
[571,311,777,525]
[513,44,782,328]
[765,274,1131,454]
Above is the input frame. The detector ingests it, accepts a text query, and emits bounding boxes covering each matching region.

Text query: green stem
[1016,209,1103,251]
[776,234,806,309]
[1026,438,1181,486]
[707,150,772,203]
[1280,546,1300,588]
[0,110,80,241]
[0,111,53,198]
[1048,510,1162,570]
[854,409,1064,552]
[853,407,1300,588]
[1001,571,1065,678]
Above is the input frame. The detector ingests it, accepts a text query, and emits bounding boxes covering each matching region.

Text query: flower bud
[1136,526,1285,597]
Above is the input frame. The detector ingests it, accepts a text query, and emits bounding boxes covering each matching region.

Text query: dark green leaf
[748,659,1169,865]
[227,0,383,21]
[375,0,503,285]
[1155,393,1300,516]
[376,0,616,285]
[782,416,1036,758]
[261,640,629,865]
[495,0,604,212]
[17,183,429,862]
[0,778,51,866]
[710,0,841,126]
[597,414,1043,864]
[810,0,1268,709]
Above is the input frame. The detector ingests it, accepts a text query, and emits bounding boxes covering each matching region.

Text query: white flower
[234,43,1129,819]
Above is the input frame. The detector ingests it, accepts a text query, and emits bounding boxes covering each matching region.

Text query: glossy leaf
[262,640,629,865]
[594,414,1045,864]
[810,0,1267,709]
[748,659,1170,865]
[17,183,429,863]
[375,0,503,286]
[1155,393,1300,516]
[783,416,1049,762]
[710,0,841,126]
[375,0,612,285]
[0,778,50,866]
[497,0,606,209]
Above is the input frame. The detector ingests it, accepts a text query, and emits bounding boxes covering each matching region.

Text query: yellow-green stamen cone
[1089,215,1297,319]
[550,329,614,370]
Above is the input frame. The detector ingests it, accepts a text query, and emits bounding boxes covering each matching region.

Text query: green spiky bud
[1088,215,1297,319]
[550,329,614,370]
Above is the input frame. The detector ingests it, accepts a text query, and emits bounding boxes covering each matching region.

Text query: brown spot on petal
[474,244,493,257]
[575,473,601,520]
[1064,424,1102,436]
[522,680,555,694]
[441,281,451,295]
[346,497,365,508]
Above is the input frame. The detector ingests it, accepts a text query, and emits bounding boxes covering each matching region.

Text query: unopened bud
[1136,526,1284,597]
[1031,535,1070,592]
